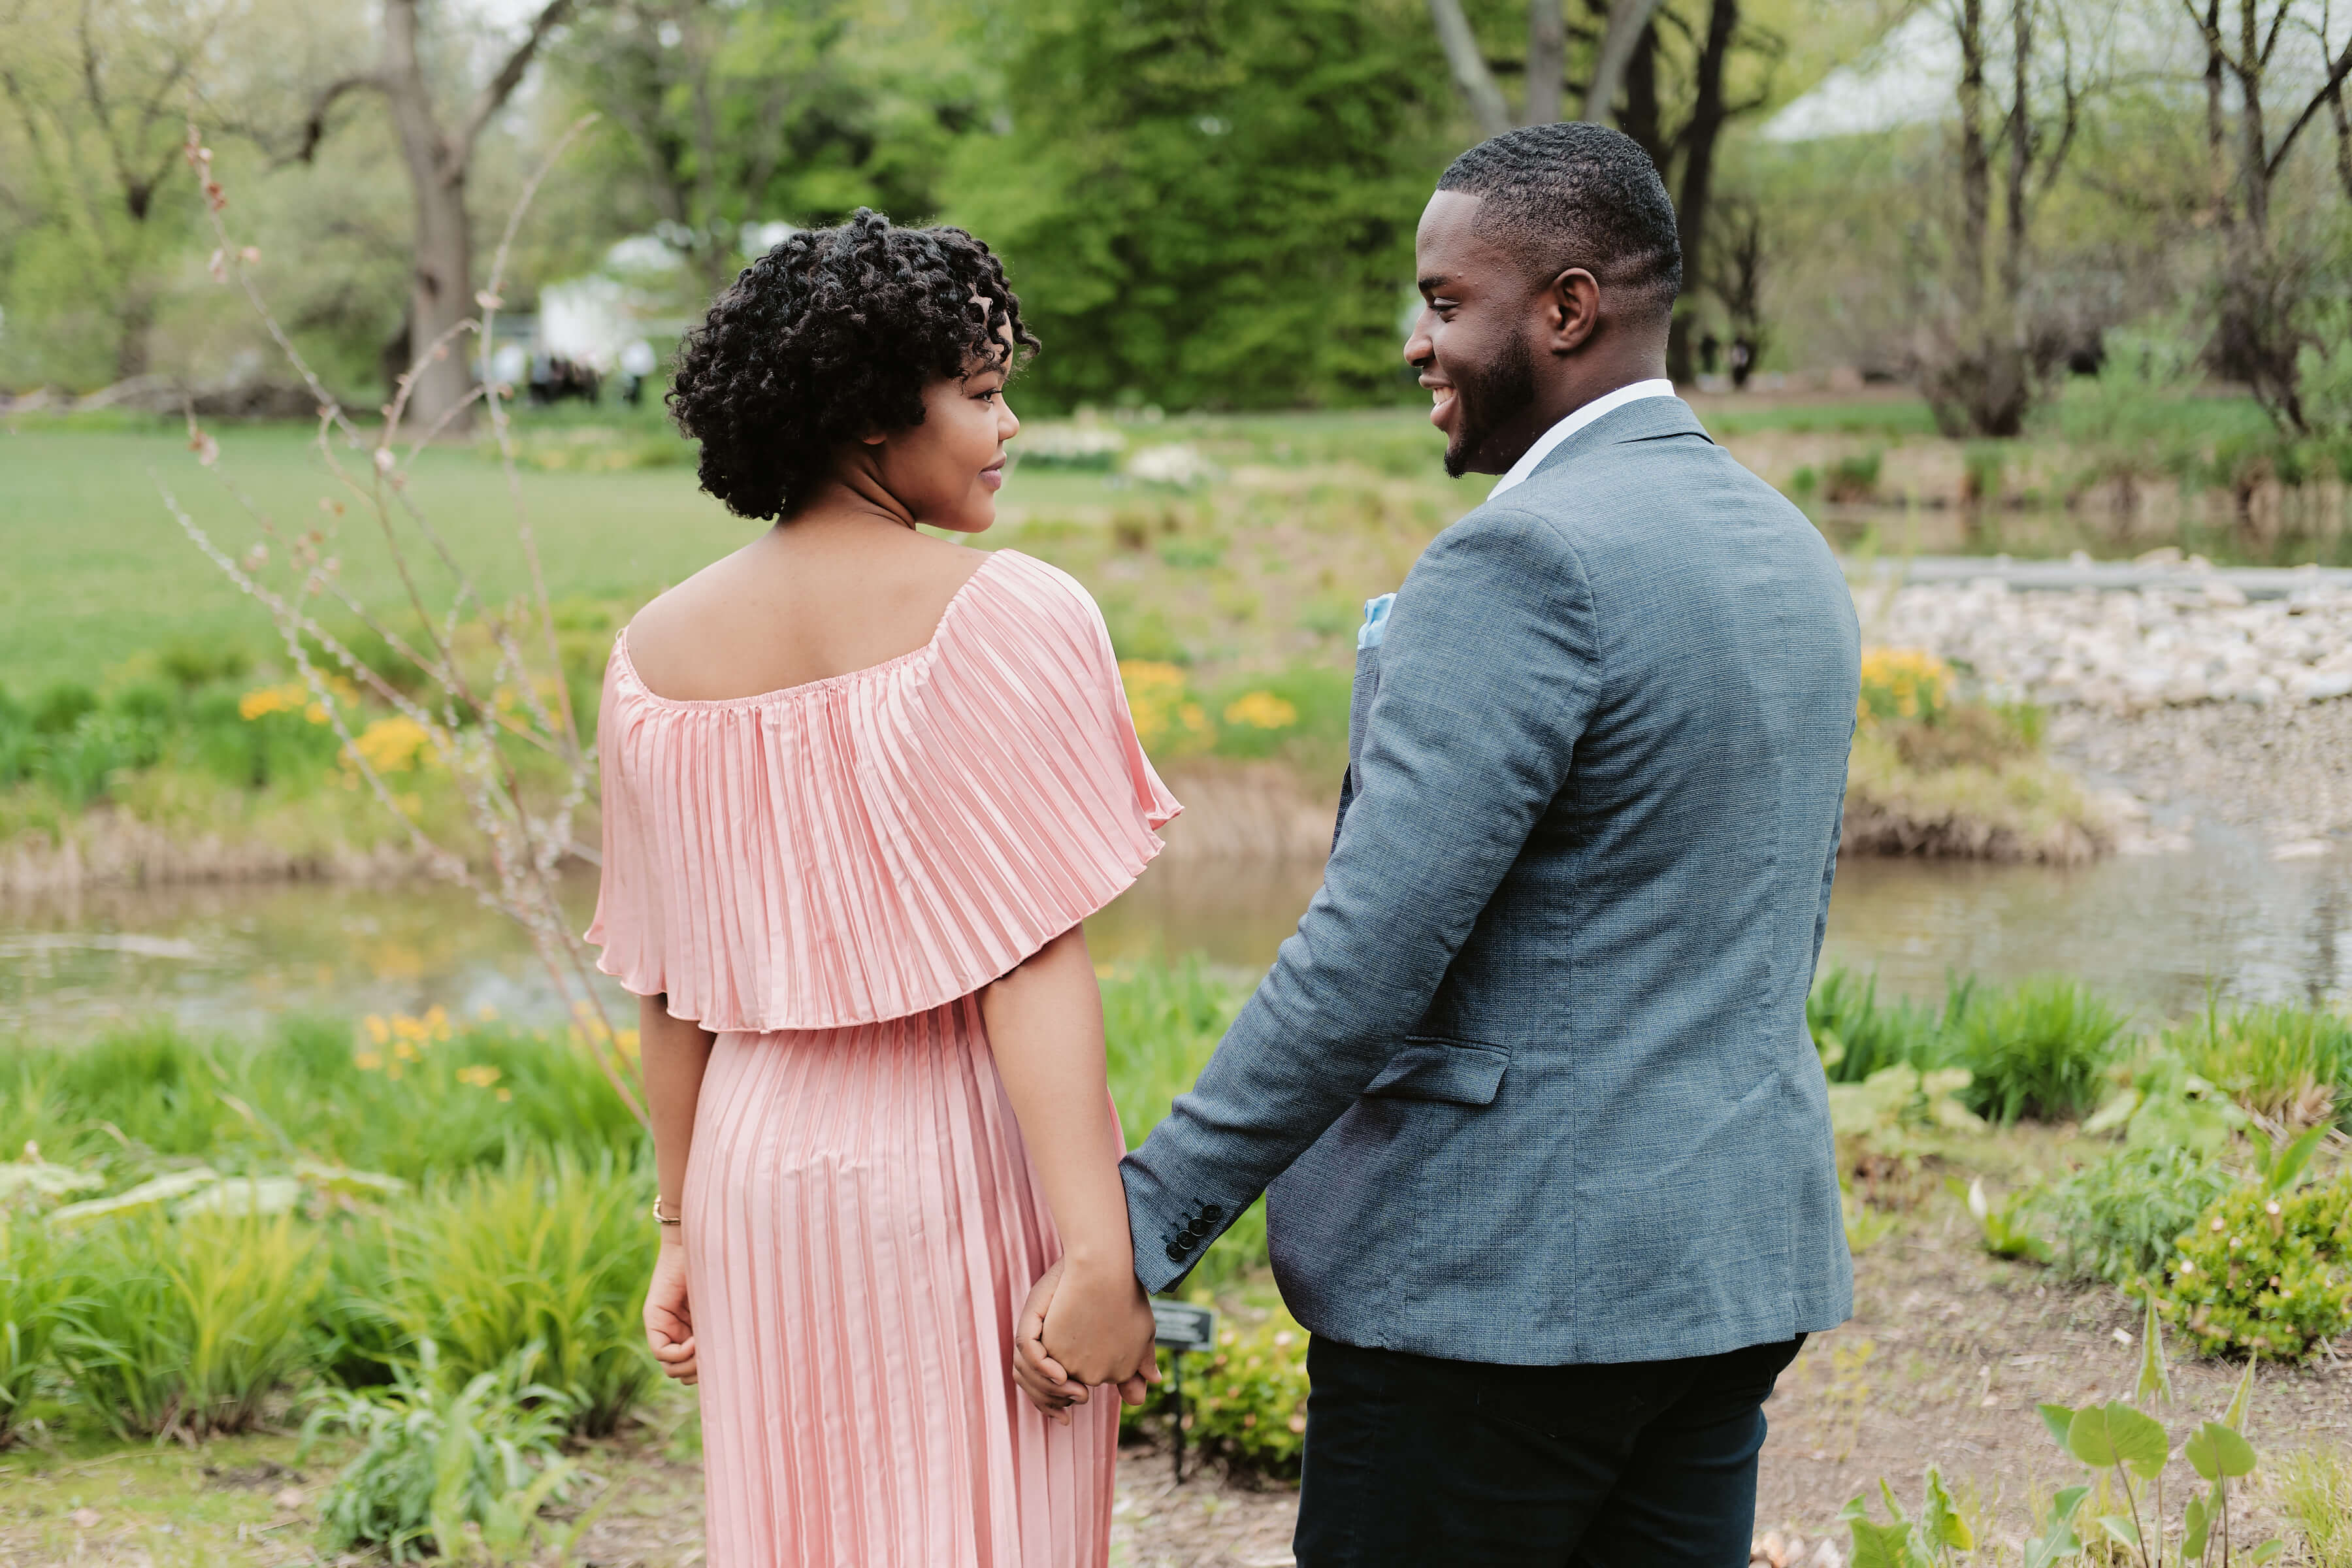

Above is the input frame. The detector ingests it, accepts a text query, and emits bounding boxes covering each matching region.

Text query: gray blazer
[1119,396,1859,1366]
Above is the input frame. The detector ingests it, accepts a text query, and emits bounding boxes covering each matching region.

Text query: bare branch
[1427,0,1512,139]
[285,73,385,166]
[1585,0,1669,126]
[456,0,579,160]
[2266,36,2352,178]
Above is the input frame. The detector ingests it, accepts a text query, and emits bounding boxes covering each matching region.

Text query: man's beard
[1442,329,1537,479]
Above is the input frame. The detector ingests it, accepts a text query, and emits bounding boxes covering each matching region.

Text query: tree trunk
[1526,0,1565,125]
[384,0,476,432]
[1955,0,1989,320]
[1427,0,1512,139]
[1584,0,1669,126]
[1667,0,1738,382]
[1620,16,1663,168]
[2001,0,2032,303]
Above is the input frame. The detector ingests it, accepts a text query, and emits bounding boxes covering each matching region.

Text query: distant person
[594,211,1165,1565]
[1731,333,1756,389]
[1700,329,1722,374]
[617,337,657,406]
[1019,123,1859,1565]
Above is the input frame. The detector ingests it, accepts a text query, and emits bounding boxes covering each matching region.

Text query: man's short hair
[1435,123,1682,322]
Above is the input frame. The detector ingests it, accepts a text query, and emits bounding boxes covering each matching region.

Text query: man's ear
[1543,268,1603,355]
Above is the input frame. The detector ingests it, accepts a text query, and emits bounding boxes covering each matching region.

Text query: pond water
[2,823,2342,1040]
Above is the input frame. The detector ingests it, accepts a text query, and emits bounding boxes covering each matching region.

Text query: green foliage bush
[948,0,1447,412]
[2159,1171,2352,1362]
[2172,1002,2352,1129]
[306,1347,578,1563]
[0,1213,67,1446]
[53,1209,326,1440]
[1810,965,1961,1084]
[1126,1309,1312,1476]
[2034,1146,2237,1286]
[1955,976,2128,1124]
[358,1152,657,1437]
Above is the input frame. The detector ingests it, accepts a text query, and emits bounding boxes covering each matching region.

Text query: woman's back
[623,524,988,704]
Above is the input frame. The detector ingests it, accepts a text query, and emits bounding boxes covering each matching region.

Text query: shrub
[0,1212,69,1446]
[54,1209,326,1439]
[2159,1170,2352,1362]
[1857,648,1952,729]
[353,1150,657,1435]
[306,1346,578,1563]
[2034,1146,2236,1286]
[1101,957,1269,1290]
[2174,1002,2352,1130]
[1166,1310,1312,1477]
[1955,976,2128,1124]
[1809,966,1958,1084]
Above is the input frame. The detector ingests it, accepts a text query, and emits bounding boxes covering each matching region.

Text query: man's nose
[1403,311,1433,366]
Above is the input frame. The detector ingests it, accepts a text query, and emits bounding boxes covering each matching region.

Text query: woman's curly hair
[666,210,1039,521]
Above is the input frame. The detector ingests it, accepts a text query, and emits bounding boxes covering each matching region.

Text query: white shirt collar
[1484,379,1677,500]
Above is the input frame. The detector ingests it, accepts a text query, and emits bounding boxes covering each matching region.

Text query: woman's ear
[859,430,889,446]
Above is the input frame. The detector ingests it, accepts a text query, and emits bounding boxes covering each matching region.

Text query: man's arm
[1118,510,1601,1290]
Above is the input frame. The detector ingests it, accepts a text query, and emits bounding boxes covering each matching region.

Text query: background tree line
[1,0,2347,441]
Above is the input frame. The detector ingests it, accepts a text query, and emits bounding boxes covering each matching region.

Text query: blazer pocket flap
[1362,1036,1510,1105]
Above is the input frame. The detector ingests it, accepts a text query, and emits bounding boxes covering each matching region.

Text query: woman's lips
[980,461,1005,491]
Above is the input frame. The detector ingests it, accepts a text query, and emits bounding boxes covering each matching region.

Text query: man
[1024,122,1859,1563]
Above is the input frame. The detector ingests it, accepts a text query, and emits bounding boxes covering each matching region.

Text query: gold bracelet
[651,1197,682,1226]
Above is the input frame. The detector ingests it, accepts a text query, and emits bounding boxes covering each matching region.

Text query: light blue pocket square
[1358,592,1396,650]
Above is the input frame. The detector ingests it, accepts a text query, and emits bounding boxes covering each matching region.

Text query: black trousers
[1292,1333,1805,1567]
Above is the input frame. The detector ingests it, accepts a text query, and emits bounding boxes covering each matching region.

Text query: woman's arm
[641,993,715,1384]
[981,926,1158,1397]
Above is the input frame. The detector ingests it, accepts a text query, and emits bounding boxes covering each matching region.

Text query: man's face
[1405,189,1541,479]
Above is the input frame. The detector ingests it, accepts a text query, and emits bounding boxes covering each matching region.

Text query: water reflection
[0,830,2342,1039]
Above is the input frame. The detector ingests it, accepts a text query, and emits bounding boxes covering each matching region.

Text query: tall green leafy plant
[54,1209,325,1439]
[1957,977,2128,1124]
[0,1211,71,1446]
[354,1151,656,1435]
[305,1344,579,1563]
[1849,1296,2287,1565]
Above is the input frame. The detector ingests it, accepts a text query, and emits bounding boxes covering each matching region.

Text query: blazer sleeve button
[1166,1242,1187,1263]
[1200,1205,1224,1222]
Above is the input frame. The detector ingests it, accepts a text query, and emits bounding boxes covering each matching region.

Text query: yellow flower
[353,1050,384,1071]
[1222,690,1298,730]
[237,681,306,721]
[455,1064,502,1088]
[1118,661,1215,755]
[1857,647,1952,729]
[495,1088,512,1102]
[614,1028,642,1060]
[346,715,434,775]
[364,1015,391,1046]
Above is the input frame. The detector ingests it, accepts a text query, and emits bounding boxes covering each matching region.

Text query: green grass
[0,416,757,693]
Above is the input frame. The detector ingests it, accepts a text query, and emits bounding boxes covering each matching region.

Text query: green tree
[948,0,1450,412]
[551,0,987,298]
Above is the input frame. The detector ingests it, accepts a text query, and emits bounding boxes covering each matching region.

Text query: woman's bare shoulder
[624,529,994,701]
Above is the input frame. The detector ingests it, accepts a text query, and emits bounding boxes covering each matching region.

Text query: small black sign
[1151,1301,1217,1352]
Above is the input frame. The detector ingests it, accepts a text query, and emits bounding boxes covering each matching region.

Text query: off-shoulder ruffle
[585,550,1181,1032]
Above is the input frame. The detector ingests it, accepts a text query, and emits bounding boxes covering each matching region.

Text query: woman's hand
[645,1241,698,1385]
[1013,1258,1158,1424]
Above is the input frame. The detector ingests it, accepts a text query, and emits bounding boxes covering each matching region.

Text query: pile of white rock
[1857,568,2352,712]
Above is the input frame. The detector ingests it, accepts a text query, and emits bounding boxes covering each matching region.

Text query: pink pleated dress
[585,550,1180,1568]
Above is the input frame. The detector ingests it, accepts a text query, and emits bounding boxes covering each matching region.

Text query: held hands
[644,1239,699,1386]
[1011,1257,1158,1424]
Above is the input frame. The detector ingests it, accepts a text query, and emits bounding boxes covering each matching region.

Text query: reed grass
[54,1209,325,1441]
[1955,975,2130,1124]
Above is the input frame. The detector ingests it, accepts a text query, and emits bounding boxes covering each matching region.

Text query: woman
[587,210,1169,1567]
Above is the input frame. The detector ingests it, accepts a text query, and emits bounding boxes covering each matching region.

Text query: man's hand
[1013,1258,1157,1424]
[645,1241,698,1385]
